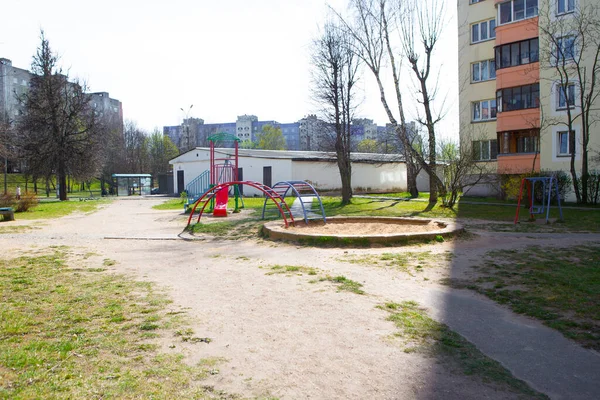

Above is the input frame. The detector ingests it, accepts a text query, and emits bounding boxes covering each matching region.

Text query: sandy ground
[285,220,443,234]
[2,197,599,399]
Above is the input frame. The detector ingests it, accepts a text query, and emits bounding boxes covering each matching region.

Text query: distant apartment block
[164,114,408,153]
[0,57,122,128]
[1,57,123,171]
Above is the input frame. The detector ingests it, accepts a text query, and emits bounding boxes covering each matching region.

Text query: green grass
[0,174,105,197]
[14,198,111,220]
[153,198,186,210]
[339,251,452,274]
[379,301,547,398]
[188,217,266,240]
[447,245,600,350]
[0,247,230,399]
[318,275,365,295]
[318,196,600,232]
[266,265,318,276]
[365,192,430,199]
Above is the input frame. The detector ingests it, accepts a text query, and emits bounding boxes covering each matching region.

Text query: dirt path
[2,197,600,399]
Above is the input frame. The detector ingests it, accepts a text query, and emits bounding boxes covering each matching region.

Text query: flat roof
[112,174,152,177]
[170,148,405,164]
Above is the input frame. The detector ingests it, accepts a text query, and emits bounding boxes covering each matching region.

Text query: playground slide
[213,188,229,217]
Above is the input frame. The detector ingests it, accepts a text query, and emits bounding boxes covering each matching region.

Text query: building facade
[458,0,600,198]
[165,114,413,154]
[170,148,431,196]
[1,58,123,172]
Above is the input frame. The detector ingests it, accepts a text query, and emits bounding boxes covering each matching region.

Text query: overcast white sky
[0,0,458,138]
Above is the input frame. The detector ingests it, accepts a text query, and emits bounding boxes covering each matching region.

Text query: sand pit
[262,216,463,245]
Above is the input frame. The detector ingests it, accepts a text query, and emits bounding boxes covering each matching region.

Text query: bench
[0,207,15,221]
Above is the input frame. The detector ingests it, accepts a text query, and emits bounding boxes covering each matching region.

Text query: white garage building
[169,148,430,196]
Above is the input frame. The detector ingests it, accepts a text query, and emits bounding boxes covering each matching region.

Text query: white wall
[172,150,411,196]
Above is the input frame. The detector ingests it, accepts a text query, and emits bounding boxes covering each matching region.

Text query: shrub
[501,170,571,203]
[577,171,600,204]
[15,193,39,212]
[0,192,39,212]
[0,193,16,208]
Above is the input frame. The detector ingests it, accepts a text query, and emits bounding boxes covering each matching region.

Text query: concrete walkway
[425,284,600,400]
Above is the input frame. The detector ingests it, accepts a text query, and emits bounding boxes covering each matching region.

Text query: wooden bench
[0,207,15,221]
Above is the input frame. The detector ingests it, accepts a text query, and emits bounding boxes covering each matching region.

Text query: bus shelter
[111,174,152,196]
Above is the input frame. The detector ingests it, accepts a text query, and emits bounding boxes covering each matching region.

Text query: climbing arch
[261,181,326,224]
[186,181,295,228]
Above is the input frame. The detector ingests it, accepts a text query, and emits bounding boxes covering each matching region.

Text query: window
[499,0,538,25]
[496,83,539,112]
[472,99,497,121]
[557,0,575,14]
[557,83,576,109]
[471,19,496,43]
[470,0,485,3]
[557,130,575,156]
[495,38,539,69]
[472,59,496,82]
[472,140,498,160]
[555,36,576,63]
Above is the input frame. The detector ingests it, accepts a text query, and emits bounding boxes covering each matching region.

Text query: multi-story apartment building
[458,0,600,199]
[1,58,123,171]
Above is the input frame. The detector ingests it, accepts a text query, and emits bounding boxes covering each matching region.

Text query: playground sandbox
[262,216,463,245]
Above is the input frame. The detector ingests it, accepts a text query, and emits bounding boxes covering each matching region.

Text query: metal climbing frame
[261,180,326,224]
[514,176,564,224]
[186,181,295,228]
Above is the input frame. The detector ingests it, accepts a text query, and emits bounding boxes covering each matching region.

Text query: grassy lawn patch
[188,217,266,240]
[152,198,186,210]
[447,245,600,350]
[311,275,365,295]
[379,301,547,399]
[14,198,111,220]
[339,251,452,275]
[0,247,227,399]
[318,196,600,232]
[266,265,318,276]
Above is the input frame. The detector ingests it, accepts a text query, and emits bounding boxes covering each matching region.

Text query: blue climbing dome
[262,181,326,224]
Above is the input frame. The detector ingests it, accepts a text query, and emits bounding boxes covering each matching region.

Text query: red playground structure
[208,133,239,217]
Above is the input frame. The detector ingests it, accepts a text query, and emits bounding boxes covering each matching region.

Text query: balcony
[496,129,540,173]
[496,62,539,90]
[497,108,540,131]
[497,153,540,173]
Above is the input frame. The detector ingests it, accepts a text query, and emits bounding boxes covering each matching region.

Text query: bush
[500,170,571,203]
[0,192,39,212]
[577,171,600,204]
[0,193,16,208]
[15,193,39,212]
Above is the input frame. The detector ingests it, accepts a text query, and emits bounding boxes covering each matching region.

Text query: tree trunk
[570,133,581,203]
[339,158,352,205]
[58,161,68,201]
[406,159,418,197]
[581,146,589,204]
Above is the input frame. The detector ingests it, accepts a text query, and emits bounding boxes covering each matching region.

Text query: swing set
[514,176,564,224]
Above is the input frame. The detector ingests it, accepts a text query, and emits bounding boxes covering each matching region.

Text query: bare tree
[333,0,417,197]
[312,20,361,205]
[438,135,494,209]
[399,0,447,203]
[539,2,600,203]
[334,0,447,201]
[123,120,148,173]
[17,32,102,201]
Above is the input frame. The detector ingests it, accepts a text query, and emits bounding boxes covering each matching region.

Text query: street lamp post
[180,105,193,151]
